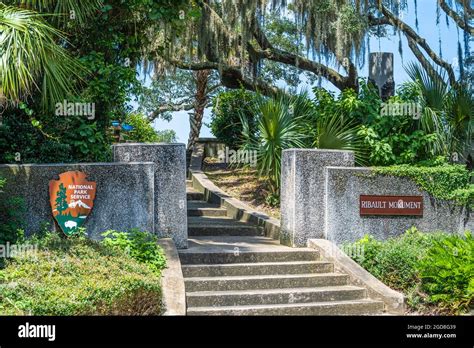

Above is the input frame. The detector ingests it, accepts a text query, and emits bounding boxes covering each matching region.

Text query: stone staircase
[180,180,384,315]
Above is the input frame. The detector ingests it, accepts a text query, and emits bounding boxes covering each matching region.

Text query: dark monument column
[369,52,395,100]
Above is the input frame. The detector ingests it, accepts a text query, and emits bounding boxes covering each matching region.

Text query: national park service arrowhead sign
[49,171,96,236]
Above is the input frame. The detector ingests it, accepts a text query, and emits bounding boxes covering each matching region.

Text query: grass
[204,159,281,219]
[0,231,164,315]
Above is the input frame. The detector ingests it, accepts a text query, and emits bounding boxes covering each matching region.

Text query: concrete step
[182,261,333,277]
[186,191,204,201]
[188,216,263,236]
[184,273,349,292]
[187,299,384,315]
[179,250,320,265]
[186,285,367,307]
[187,201,227,217]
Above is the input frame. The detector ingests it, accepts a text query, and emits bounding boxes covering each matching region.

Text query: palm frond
[4,0,102,24]
[314,112,367,165]
[0,5,86,109]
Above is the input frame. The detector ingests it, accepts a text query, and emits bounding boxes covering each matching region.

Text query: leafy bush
[123,113,162,143]
[346,228,473,314]
[419,232,474,313]
[155,129,177,143]
[0,110,111,163]
[210,89,258,149]
[0,177,25,247]
[347,228,439,291]
[452,184,474,209]
[0,232,163,315]
[101,229,166,274]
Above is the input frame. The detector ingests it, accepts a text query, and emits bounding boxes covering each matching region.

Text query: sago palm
[313,112,367,165]
[240,93,309,194]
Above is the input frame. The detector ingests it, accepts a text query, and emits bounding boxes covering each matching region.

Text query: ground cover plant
[345,228,473,314]
[0,228,166,315]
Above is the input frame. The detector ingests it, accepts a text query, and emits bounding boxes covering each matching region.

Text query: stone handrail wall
[308,239,405,314]
[189,141,280,239]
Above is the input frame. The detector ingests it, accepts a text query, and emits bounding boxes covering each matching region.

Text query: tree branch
[148,102,194,120]
[250,21,357,90]
[250,44,355,91]
[439,0,474,35]
[406,35,444,83]
[206,83,221,95]
[169,59,219,71]
[376,1,457,85]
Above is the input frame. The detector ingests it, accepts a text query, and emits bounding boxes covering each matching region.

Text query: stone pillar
[113,144,188,248]
[369,52,395,101]
[280,149,354,247]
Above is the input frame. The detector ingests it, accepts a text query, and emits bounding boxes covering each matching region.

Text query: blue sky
[142,1,464,143]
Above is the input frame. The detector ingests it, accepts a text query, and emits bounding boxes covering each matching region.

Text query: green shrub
[345,228,473,314]
[0,178,25,247]
[452,185,474,209]
[346,228,439,291]
[419,232,474,313]
[210,89,258,149]
[124,113,157,142]
[0,111,110,163]
[0,232,163,315]
[101,229,166,274]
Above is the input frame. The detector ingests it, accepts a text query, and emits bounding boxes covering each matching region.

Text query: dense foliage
[102,229,167,274]
[0,231,164,315]
[0,178,25,252]
[216,75,472,200]
[210,89,258,149]
[346,228,473,314]
[419,232,474,312]
[0,0,189,164]
[123,113,176,143]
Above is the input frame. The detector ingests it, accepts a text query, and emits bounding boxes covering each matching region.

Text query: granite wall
[280,149,472,247]
[326,167,471,244]
[0,163,155,240]
[280,149,355,247]
[113,143,188,248]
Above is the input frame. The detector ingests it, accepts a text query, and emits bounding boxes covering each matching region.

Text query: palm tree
[240,93,309,195]
[0,1,100,109]
[312,112,367,165]
[403,62,473,163]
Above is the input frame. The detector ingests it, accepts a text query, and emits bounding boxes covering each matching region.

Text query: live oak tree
[150,0,473,95]
[140,12,308,149]
[138,69,221,150]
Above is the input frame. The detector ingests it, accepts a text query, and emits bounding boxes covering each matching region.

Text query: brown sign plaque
[360,195,423,216]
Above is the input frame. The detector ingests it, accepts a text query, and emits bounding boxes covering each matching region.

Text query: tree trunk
[187,70,210,150]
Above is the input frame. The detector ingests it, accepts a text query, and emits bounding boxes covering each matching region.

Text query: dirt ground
[203,160,281,219]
